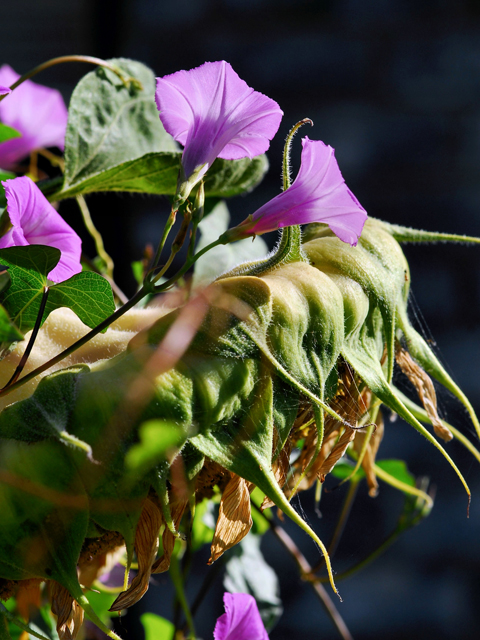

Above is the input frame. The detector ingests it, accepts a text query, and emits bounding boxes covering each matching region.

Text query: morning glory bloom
[0,177,82,283]
[155,61,283,204]
[0,64,68,170]
[230,137,367,246]
[213,593,268,640]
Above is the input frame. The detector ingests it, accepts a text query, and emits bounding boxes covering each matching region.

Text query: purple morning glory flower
[234,137,367,246]
[0,86,11,96]
[0,64,68,170]
[0,176,82,283]
[155,61,283,201]
[214,593,268,640]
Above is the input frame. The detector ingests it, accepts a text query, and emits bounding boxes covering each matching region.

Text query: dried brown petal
[208,473,253,564]
[151,498,188,574]
[49,582,84,640]
[354,414,385,497]
[318,426,356,481]
[109,496,163,611]
[396,346,452,442]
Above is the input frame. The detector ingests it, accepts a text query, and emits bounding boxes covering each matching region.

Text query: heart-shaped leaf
[0,246,115,333]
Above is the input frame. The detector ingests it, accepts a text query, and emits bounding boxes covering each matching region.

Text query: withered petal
[209,473,253,564]
[354,414,384,497]
[396,346,452,442]
[110,497,163,612]
[318,426,356,481]
[151,499,188,574]
[49,582,84,640]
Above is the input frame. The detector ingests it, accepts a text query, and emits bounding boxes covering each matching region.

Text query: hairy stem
[0,55,137,102]
[1,286,49,389]
[77,195,114,279]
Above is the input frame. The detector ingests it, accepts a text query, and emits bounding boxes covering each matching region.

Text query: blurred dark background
[3,1,480,638]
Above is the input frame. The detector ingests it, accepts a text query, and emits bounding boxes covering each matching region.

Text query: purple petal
[214,593,269,640]
[156,61,283,180]
[0,176,82,283]
[0,65,68,169]
[0,86,11,96]
[248,137,367,246]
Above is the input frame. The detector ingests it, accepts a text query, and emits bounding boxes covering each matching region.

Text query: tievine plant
[0,56,478,640]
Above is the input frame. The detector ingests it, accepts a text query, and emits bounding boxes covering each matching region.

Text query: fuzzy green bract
[0,218,477,610]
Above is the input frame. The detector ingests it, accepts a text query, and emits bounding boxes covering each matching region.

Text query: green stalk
[0,55,138,103]
[77,195,114,279]
[379,220,480,244]
[150,208,178,275]
[170,555,196,639]
[0,604,51,640]
[282,118,313,191]
[219,119,314,278]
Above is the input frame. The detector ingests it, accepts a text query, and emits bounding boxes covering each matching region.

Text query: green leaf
[59,58,177,198]
[125,419,186,475]
[0,124,21,144]
[223,535,282,631]
[191,499,216,551]
[0,439,89,592]
[203,154,269,198]
[83,589,117,624]
[0,609,11,640]
[376,459,415,488]
[0,172,15,201]
[193,200,269,287]
[331,459,415,489]
[0,365,89,443]
[53,152,180,201]
[45,272,115,330]
[330,460,366,482]
[0,247,115,333]
[0,246,59,333]
[250,487,271,536]
[0,304,23,344]
[140,613,175,640]
[52,152,268,201]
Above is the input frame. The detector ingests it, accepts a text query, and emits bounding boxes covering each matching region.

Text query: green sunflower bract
[0,218,478,619]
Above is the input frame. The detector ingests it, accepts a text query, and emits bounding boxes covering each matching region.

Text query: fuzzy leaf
[0,439,89,591]
[125,419,186,476]
[52,152,268,201]
[60,58,176,194]
[304,218,409,383]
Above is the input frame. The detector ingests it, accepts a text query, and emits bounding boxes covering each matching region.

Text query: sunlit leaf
[0,247,115,333]
[140,613,174,640]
